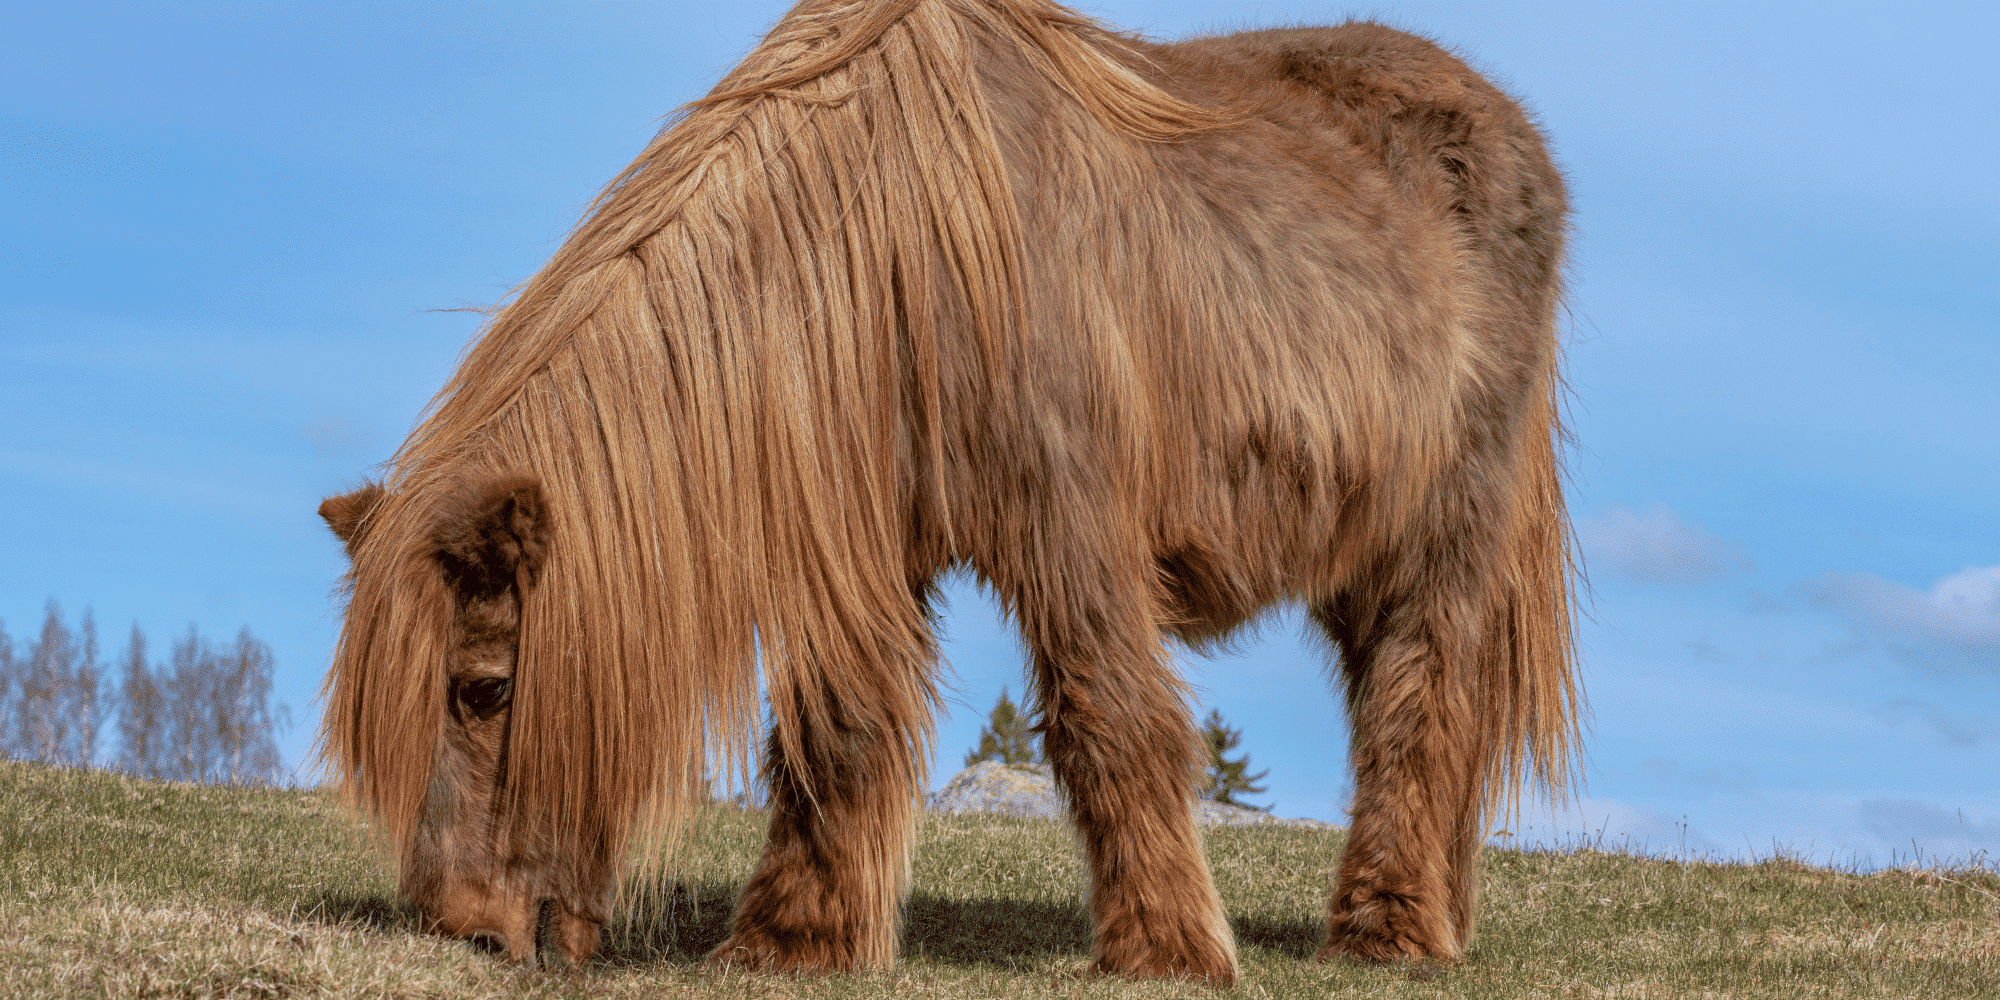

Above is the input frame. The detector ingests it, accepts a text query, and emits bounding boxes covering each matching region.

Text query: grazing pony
[317,0,1579,982]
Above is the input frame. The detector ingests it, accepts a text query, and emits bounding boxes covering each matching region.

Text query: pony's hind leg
[707,672,928,973]
[1020,576,1238,983]
[1310,590,1490,963]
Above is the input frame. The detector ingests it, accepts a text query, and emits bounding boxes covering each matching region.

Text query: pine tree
[1198,709,1269,808]
[964,687,1040,767]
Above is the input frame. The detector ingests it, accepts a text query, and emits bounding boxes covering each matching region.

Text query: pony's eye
[456,677,513,719]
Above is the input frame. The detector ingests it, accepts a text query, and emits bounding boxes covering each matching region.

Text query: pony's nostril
[467,930,509,957]
[533,897,559,969]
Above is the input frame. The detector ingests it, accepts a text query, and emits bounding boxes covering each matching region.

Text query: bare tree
[159,625,287,784]
[0,603,106,767]
[114,624,166,779]
[74,608,103,766]
[162,626,211,782]
[19,601,72,763]
[0,618,14,760]
[2,603,288,783]
[214,628,285,784]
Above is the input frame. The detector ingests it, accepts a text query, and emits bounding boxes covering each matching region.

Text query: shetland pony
[317,0,1578,981]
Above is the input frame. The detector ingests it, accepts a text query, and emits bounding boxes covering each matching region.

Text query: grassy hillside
[1,761,1993,998]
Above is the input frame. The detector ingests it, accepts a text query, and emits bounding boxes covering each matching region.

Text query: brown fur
[318,0,1578,981]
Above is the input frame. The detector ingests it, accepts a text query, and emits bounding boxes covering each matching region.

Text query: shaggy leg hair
[1312,591,1489,961]
[1012,537,1239,983]
[708,671,932,973]
[1037,648,1238,983]
[1309,454,1558,962]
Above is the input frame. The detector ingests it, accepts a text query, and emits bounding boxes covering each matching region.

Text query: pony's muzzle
[425,882,539,962]
[541,899,604,968]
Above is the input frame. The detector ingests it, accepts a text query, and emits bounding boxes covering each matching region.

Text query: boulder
[928,762,1339,831]
[928,762,1067,820]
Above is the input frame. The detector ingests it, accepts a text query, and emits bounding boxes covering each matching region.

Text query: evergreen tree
[1198,709,1268,808]
[964,687,1040,767]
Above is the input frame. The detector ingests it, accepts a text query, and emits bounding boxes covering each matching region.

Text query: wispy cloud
[1641,758,1756,793]
[1801,566,2000,672]
[298,415,376,455]
[0,446,290,514]
[1496,791,1722,857]
[1859,798,2000,863]
[1686,633,1734,663]
[1875,699,2000,747]
[1577,502,1750,583]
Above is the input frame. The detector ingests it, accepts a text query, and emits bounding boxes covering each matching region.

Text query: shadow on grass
[1229,912,1323,960]
[283,883,1315,972]
[902,891,1092,967]
[286,881,1103,971]
[291,890,426,936]
[609,882,1099,970]
[601,880,737,965]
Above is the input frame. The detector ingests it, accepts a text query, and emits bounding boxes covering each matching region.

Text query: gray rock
[928,762,1067,820]
[928,762,1339,831]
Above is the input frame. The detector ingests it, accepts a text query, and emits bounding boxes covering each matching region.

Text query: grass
[1,760,1995,998]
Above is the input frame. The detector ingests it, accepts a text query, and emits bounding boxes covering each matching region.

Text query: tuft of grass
[2,760,1995,998]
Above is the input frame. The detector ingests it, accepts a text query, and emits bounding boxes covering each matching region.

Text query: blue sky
[3,2,1994,869]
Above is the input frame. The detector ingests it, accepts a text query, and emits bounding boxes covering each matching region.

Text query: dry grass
[1,760,1994,998]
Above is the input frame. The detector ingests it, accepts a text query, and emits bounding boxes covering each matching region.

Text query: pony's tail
[1484,382,1584,825]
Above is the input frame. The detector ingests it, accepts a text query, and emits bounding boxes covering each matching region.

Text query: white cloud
[1803,566,2000,671]
[1577,502,1750,583]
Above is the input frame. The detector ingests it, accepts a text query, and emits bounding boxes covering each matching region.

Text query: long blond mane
[319,0,1241,870]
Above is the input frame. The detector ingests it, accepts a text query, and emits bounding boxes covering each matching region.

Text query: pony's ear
[431,474,549,599]
[319,482,387,557]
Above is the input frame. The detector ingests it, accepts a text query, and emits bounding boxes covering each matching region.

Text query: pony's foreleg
[707,691,923,974]
[1311,596,1488,963]
[1028,611,1238,984]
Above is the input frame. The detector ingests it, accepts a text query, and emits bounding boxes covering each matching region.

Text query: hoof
[1092,935,1238,985]
[1320,891,1458,965]
[1093,958,1238,986]
[1315,934,1428,965]
[703,931,859,976]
